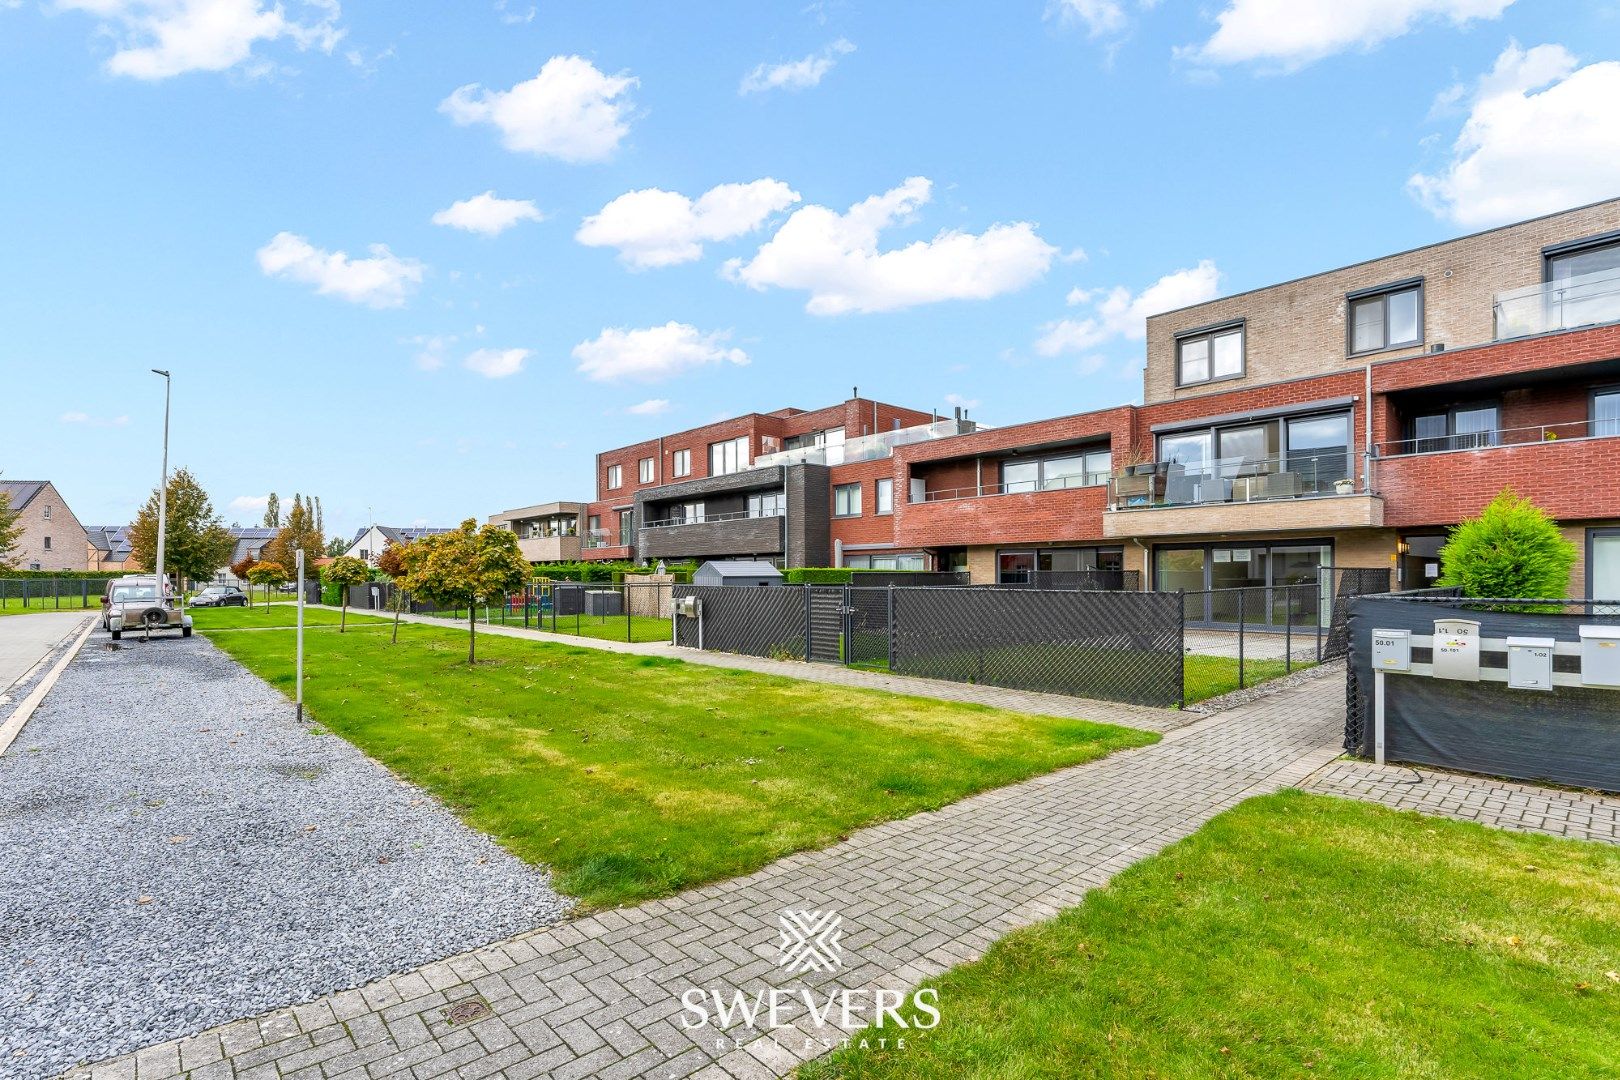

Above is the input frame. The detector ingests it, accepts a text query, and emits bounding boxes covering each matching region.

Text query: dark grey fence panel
[673,585,807,660]
[890,587,1183,707]
[1346,594,1620,789]
[1027,570,1142,592]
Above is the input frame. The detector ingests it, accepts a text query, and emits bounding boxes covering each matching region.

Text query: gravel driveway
[0,629,570,1080]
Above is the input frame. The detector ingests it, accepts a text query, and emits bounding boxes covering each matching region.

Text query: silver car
[104,579,193,641]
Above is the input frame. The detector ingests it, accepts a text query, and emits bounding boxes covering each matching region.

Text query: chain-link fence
[1027,570,1142,591]
[0,577,107,611]
[672,584,807,659]
[348,580,679,644]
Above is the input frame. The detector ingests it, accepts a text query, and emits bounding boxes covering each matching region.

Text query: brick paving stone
[72,663,1349,1080]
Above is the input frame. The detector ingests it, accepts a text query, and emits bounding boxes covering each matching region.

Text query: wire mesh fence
[1027,570,1143,591]
[672,584,807,659]
[345,580,680,644]
[0,577,107,611]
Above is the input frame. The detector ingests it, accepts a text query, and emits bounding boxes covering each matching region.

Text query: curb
[0,616,96,757]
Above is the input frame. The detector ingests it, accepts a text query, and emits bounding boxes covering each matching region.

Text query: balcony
[921,471,1110,502]
[515,534,581,563]
[1102,451,1382,538]
[638,513,784,560]
[582,529,615,550]
[1494,270,1620,340]
[754,418,975,468]
[1377,430,1620,527]
[1378,418,1619,457]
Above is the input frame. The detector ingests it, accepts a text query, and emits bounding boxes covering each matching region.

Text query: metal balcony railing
[1494,269,1620,340]
[1377,418,1620,457]
[641,508,784,530]
[921,472,1110,502]
[1107,450,1355,510]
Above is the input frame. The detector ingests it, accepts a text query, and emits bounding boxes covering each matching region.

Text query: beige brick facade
[2,481,90,572]
[1144,198,1620,405]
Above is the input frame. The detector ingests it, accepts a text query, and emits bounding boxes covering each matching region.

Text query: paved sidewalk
[70,668,1346,1080]
[0,610,89,693]
[1302,758,1620,844]
[320,608,1197,732]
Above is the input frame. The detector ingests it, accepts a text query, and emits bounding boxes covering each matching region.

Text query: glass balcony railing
[1378,418,1620,456]
[582,530,615,549]
[922,472,1110,502]
[753,418,976,469]
[642,508,785,530]
[1108,450,1355,510]
[1494,269,1620,340]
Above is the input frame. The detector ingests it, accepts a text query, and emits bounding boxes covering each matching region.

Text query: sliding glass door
[1155,542,1332,628]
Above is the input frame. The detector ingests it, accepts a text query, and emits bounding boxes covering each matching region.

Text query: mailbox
[676,595,702,619]
[1371,629,1411,672]
[1579,625,1620,688]
[1506,636,1555,691]
[1432,618,1482,682]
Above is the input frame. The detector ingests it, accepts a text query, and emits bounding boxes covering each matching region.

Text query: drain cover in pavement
[442,997,493,1026]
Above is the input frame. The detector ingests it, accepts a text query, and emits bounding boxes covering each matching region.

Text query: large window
[1591,529,1620,614]
[638,457,655,483]
[709,436,749,476]
[1594,388,1620,438]
[748,491,784,517]
[1348,281,1422,355]
[1155,410,1351,502]
[1285,413,1350,488]
[874,477,894,514]
[1546,236,1620,331]
[618,509,635,541]
[672,449,691,477]
[996,547,1123,584]
[999,446,1110,493]
[845,553,926,571]
[606,464,622,489]
[833,483,862,517]
[1176,323,1243,386]
[1410,403,1499,453]
[676,501,705,524]
[1548,236,1620,284]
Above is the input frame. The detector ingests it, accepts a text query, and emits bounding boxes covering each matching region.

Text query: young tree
[321,555,371,632]
[0,488,20,570]
[262,493,281,529]
[262,493,323,577]
[129,468,236,591]
[1439,488,1579,600]
[375,540,410,643]
[398,519,528,663]
[246,560,289,603]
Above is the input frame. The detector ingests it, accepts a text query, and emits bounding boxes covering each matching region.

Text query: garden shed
[693,560,783,588]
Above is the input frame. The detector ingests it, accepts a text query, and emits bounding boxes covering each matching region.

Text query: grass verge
[803,790,1620,1079]
[1183,654,1307,703]
[203,621,1157,909]
[188,604,381,629]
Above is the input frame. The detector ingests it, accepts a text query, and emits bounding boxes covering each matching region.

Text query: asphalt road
[0,611,89,693]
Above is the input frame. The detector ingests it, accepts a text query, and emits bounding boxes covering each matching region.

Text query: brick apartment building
[491,196,1620,611]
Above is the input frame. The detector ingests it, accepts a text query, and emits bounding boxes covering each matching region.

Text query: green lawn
[189,604,383,629]
[1183,654,1306,703]
[0,595,98,613]
[408,605,675,644]
[803,791,1620,1080]
[202,621,1156,908]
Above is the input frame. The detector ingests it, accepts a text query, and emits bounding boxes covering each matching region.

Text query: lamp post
[152,369,171,599]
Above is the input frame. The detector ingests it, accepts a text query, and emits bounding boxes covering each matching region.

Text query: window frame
[1346,277,1424,357]
[832,482,862,518]
[1593,385,1620,438]
[638,457,655,484]
[42,505,51,520]
[1173,319,1246,388]
[672,448,691,477]
[1543,231,1620,282]
[1589,527,1620,613]
[874,477,895,515]
[606,464,622,490]
[708,436,750,476]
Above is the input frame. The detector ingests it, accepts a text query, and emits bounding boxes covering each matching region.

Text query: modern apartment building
[495,197,1620,609]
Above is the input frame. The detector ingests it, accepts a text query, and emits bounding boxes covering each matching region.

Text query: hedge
[783,568,853,585]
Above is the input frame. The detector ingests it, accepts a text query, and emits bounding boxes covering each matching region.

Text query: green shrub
[783,567,853,585]
[1438,488,1578,600]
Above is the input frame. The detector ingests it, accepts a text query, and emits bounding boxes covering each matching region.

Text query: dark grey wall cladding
[640,517,784,560]
[638,465,784,507]
[1346,595,1620,790]
[785,463,830,568]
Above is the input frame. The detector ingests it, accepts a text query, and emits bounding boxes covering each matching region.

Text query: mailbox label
[1432,619,1482,682]
[1371,629,1411,672]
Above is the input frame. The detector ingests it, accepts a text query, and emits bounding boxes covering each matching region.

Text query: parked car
[104,580,192,641]
[191,585,247,607]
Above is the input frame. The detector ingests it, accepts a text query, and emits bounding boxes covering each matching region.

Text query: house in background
[217,527,280,584]
[487,502,586,564]
[84,524,134,572]
[344,525,452,566]
[1,480,90,572]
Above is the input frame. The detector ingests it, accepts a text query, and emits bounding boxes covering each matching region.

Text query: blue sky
[4,1,1619,542]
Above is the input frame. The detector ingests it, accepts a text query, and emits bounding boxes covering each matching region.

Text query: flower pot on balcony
[1333,479,1356,495]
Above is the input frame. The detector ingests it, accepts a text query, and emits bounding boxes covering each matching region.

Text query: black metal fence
[348,580,679,643]
[0,577,106,610]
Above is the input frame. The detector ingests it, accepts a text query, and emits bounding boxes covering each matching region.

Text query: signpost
[295,548,305,723]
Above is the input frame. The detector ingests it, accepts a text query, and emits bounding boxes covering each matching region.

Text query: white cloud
[439,55,636,163]
[405,332,460,371]
[626,398,671,415]
[943,393,980,409]
[463,347,530,379]
[573,323,749,383]
[739,38,854,95]
[493,0,533,24]
[724,177,1057,315]
[1036,260,1221,356]
[256,232,424,308]
[1051,0,1127,38]
[56,0,343,80]
[229,494,269,513]
[431,191,544,237]
[60,410,130,427]
[576,179,800,269]
[1178,0,1514,71]
[1409,43,1620,227]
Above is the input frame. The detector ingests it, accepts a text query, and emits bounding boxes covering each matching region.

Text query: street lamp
[152,369,171,600]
